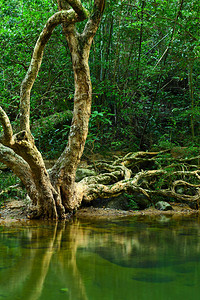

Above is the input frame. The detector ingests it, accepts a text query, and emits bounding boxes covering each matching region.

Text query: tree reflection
[1,216,200,299]
[0,222,89,300]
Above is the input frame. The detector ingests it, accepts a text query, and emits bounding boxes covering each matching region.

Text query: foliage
[151,135,177,151]
[31,111,73,158]
[125,194,140,210]
[0,171,25,202]
[0,0,200,155]
[86,109,114,152]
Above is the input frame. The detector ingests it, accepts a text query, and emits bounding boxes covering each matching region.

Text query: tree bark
[3,1,197,219]
[0,0,105,219]
[77,150,200,208]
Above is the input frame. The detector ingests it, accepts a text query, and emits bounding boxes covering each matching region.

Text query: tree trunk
[0,0,105,219]
[50,37,93,211]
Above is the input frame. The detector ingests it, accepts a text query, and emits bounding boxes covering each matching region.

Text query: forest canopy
[1,0,199,155]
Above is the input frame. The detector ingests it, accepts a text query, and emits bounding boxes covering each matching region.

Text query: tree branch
[0,143,38,204]
[20,9,86,133]
[0,106,14,145]
[67,0,89,19]
[82,0,105,40]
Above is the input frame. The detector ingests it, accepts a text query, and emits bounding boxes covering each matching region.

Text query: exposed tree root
[77,150,200,209]
[1,149,200,217]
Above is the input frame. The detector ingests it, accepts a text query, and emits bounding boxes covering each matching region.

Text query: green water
[0,215,200,300]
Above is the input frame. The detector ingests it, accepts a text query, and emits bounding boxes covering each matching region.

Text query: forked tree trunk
[1,1,199,218]
[0,0,105,219]
[49,36,93,213]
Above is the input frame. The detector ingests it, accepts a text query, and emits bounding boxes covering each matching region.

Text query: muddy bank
[76,204,198,220]
[0,199,198,224]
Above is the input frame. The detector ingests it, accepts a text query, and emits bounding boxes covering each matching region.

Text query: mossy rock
[155,201,173,211]
[91,193,151,211]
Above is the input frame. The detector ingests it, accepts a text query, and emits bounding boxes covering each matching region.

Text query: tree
[0,0,105,219]
[1,0,200,219]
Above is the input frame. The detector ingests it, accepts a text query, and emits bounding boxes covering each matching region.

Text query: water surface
[0,215,200,300]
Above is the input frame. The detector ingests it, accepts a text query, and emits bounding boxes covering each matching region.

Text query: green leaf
[60,288,69,293]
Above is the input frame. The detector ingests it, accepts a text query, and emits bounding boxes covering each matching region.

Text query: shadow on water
[132,272,174,283]
[0,215,200,299]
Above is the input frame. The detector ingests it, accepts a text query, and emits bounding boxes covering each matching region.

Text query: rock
[106,196,129,210]
[91,195,129,210]
[155,201,173,211]
[75,168,97,182]
[130,193,150,209]
[187,201,198,210]
[132,272,174,283]
[176,186,185,194]
[6,200,26,209]
[91,193,151,211]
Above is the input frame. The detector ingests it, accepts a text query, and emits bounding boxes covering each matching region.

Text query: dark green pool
[0,214,200,300]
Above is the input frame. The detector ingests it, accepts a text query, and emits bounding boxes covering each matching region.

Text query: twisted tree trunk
[1,1,199,219]
[0,0,105,219]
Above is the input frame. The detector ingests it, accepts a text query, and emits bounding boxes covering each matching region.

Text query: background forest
[0,0,200,159]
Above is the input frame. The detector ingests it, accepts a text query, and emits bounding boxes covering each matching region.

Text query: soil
[75,204,199,220]
[0,199,198,224]
[0,200,29,224]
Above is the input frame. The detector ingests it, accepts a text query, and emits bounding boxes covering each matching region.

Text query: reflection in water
[1,215,200,299]
[132,272,174,283]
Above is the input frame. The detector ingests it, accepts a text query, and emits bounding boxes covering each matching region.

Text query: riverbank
[0,199,198,224]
